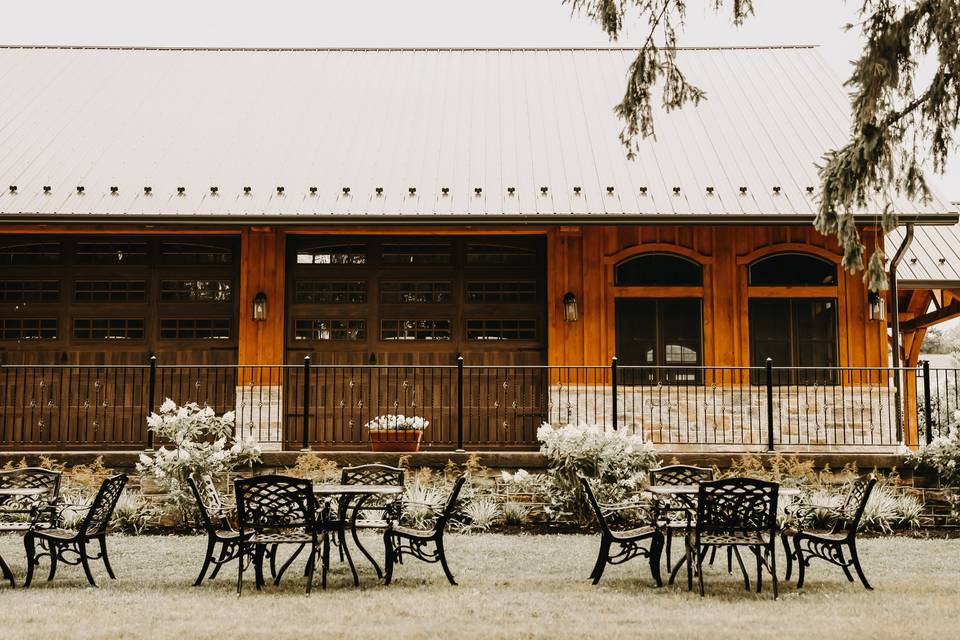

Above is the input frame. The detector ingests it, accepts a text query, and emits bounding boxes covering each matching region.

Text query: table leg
[338,496,360,587]
[349,494,384,579]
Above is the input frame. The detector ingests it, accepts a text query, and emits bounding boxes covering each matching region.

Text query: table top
[647,485,801,497]
[0,487,47,497]
[312,484,403,496]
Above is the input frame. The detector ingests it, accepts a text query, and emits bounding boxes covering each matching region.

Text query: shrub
[136,399,261,525]
[501,501,529,525]
[461,497,501,532]
[908,411,960,485]
[537,423,658,523]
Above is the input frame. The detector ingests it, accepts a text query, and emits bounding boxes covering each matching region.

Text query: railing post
[301,356,311,452]
[146,355,157,450]
[922,360,933,446]
[611,356,618,431]
[456,355,465,451]
[765,357,775,452]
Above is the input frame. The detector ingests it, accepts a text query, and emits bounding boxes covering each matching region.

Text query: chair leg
[196,539,219,584]
[383,531,395,585]
[794,537,806,589]
[664,528,673,572]
[95,537,115,580]
[590,538,610,585]
[727,546,733,574]
[305,543,316,596]
[649,535,664,587]
[781,533,793,581]
[0,552,14,588]
[769,542,779,600]
[208,543,232,581]
[437,537,457,586]
[837,547,855,582]
[732,547,750,591]
[696,544,705,597]
[253,546,265,590]
[78,541,98,588]
[708,546,717,566]
[321,531,330,590]
[237,543,245,596]
[755,546,763,593]
[848,541,873,590]
[685,536,693,592]
[23,534,36,587]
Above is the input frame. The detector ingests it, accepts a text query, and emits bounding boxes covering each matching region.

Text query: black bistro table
[645,484,802,584]
[0,486,47,587]
[313,483,403,586]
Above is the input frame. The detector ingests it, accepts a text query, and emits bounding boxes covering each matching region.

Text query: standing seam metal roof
[0,45,953,223]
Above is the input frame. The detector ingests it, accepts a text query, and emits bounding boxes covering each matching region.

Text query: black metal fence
[0,358,956,451]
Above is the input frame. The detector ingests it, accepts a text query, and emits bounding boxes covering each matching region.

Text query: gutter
[888,223,915,443]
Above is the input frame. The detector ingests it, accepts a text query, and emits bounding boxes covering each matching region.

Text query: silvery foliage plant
[137,399,261,524]
[909,410,960,485]
[537,423,659,523]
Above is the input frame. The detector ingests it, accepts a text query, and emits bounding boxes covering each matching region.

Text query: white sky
[1,0,956,201]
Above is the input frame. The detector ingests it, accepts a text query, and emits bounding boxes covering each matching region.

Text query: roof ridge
[0,44,819,53]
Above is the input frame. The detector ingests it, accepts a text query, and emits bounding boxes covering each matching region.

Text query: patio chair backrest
[188,473,231,532]
[0,467,61,514]
[835,473,878,535]
[235,475,315,534]
[79,474,129,537]
[578,475,614,536]
[436,475,467,531]
[341,464,404,487]
[649,465,713,487]
[695,477,779,539]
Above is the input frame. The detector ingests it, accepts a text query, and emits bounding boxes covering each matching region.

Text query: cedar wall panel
[547,225,887,368]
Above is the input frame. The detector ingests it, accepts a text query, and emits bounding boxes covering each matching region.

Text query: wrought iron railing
[0,358,955,451]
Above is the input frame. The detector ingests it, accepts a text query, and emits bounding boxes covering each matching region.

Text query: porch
[1,359,954,452]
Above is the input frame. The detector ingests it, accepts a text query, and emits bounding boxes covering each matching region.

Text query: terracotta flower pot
[368,429,424,452]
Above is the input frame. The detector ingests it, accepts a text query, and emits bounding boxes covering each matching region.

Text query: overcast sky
[1,0,956,201]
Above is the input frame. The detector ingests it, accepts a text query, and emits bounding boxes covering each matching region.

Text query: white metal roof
[890,224,960,288]
[0,45,954,224]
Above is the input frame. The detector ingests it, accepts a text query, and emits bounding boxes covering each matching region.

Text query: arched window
[614,253,703,286]
[748,253,837,286]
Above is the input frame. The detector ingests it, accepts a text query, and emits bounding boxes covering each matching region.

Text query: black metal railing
[0,358,956,451]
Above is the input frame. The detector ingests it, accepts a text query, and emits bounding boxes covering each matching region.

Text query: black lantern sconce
[867,290,885,321]
[562,292,578,323]
[252,292,268,322]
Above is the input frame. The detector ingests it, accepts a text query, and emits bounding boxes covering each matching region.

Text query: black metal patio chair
[235,474,322,596]
[685,477,780,599]
[580,475,664,587]
[383,475,465,586]
[782,473,877,590]
[0,467,62,532]
[648,464,713,572]
[23,474,128,588]
[188,473,247,586]
[340,464,404,578]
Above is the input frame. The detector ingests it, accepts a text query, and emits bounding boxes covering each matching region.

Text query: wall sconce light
[867,291,885,321]
[252,292,268,322]
[563,292,578,323]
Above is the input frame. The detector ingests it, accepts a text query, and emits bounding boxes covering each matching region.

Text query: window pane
[0,243,62,266]
[160,280,233,302]
[380,282,451,304]
[749,253,837,286]
[465,243,536,267]
[73,318,144,340]
[160,242,233,265]
[380,319,451,341]
[294,319,365,341]
[466,319,536,341]
[1,318,57,340]
[615,299,658,366]
[381,243,452,266]
[76,242,148,265]
[74,281,146,302]
[0,281,60,302]
[465,281,537,303]
[159,318,230,340]
[293,281,366,304]
[296,244,366,265]
[614,254,703,286]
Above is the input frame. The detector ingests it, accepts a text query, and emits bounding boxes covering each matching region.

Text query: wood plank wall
[547,225,887,368]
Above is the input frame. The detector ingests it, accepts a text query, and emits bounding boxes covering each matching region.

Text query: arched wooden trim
[604,243,714,266]
[735,243,841,265]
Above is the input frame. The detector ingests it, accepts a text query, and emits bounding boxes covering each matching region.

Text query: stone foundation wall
[550,385,898,452]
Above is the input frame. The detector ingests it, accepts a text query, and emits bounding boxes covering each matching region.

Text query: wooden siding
[547,225,887,368]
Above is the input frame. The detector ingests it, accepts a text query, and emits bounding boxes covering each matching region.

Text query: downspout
[889,222,914,443]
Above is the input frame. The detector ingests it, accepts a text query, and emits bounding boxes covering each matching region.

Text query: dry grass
[0,533,957,640]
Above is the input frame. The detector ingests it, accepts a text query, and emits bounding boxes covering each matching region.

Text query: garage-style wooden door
[285,235,547,447]
[0,235,240,448]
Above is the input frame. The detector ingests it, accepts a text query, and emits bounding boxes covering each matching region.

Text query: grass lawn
[0,533,957,640]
